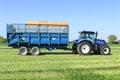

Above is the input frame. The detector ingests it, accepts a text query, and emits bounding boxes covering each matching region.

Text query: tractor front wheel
[100,45,111,55]
[77,42,92,55]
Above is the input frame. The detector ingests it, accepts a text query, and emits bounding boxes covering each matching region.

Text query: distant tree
[0,35,6,43]
[118,40,120,44]
[108,35,117,44]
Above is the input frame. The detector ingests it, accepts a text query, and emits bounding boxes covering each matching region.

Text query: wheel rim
[20,47,27,55]
[31,48,39,55]
[81,44,90,54]
[103,47,109,54]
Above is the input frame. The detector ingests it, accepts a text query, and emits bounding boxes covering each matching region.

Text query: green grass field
[0,43,120,80]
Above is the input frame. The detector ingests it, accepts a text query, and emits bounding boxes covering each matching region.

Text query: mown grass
[0,43,120,80]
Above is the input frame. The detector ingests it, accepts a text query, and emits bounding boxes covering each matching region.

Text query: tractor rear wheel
[19,46,28,55]
[31,47,40,55]
[77,42,92,55]
[100,45,111,55]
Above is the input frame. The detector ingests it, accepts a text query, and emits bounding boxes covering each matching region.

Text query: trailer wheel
[31,47,40,55]
[77,42,92,55]
[19,47,28,55]
[100,45,111,55]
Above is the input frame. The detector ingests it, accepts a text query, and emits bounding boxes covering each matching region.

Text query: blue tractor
[72,31,111,55]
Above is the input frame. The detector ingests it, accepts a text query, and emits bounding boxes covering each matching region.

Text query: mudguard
[74,39,93,44]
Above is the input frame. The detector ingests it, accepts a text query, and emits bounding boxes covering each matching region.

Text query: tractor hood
[96,39,106,45]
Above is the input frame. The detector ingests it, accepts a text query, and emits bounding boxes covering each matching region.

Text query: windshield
[80,32,95,40]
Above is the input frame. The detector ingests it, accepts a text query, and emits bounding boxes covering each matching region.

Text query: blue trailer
[7,21,69,55]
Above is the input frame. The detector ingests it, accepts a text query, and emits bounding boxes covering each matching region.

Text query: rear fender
[74,39,93,45]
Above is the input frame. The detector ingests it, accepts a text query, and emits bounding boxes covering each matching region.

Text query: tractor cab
[79,31,97,44]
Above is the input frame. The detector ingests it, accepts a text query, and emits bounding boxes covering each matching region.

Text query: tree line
[0,35,6,43]
[108,35,119,44]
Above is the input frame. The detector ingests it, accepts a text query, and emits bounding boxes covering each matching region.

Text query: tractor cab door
[85,33,95,44]
[79,32,95,44]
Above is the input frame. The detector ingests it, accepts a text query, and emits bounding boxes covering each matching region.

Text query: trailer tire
[31,47,40,55]
[19,46,28,55]
[77,42,92,55]
[100,45,111,55]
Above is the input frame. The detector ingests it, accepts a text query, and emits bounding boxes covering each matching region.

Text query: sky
[0,0,120,41]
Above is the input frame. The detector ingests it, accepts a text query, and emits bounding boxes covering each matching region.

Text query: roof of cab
[79,31,95,34]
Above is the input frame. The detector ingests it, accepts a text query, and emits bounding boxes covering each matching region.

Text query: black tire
[31,47,40,55]
[77,42,92,55]
[72,43,78,54]
[19,46,28,55]
[100,45,111,55]
[72,43,77,49]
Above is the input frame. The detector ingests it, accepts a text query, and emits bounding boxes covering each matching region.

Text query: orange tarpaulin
[25,20,69,27]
